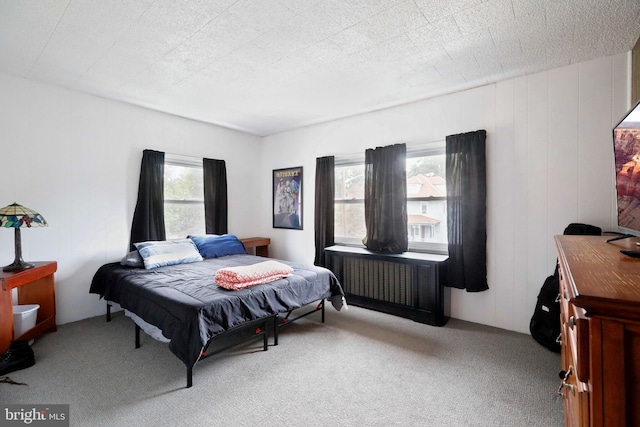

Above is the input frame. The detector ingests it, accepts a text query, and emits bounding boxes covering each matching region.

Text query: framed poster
[273,166,303,230]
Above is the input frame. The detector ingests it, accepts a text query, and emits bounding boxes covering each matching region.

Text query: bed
[89,238,345,388]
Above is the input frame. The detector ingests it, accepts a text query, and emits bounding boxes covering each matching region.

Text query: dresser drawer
[558,263,571,324]
[560,361,590,427]
[565,304,590,382]
[558,260,590,382]
[560,320,589,427]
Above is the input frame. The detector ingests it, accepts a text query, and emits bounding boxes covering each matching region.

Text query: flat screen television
[613,100,640,239]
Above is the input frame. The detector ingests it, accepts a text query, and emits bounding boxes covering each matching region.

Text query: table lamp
[0,203,48,272]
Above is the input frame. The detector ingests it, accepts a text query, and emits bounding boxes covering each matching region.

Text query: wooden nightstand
[240,237,271,257]
[0,261,57,353]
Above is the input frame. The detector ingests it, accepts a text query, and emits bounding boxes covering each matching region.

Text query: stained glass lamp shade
[0,203,48,272]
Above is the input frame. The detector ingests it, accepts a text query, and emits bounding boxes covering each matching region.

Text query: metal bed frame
[106,300,326,388]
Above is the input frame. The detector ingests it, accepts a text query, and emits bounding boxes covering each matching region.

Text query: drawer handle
[557,366,576,396]
[569,316,576,330]
[555,293,561,303]
[555,333,562,345]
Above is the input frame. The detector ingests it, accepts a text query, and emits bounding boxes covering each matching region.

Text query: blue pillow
[188,234,247,258]
[134,239,203,269]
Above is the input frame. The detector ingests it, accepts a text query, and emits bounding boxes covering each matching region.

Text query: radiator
[324,246,449,326]
[342,257,414,306]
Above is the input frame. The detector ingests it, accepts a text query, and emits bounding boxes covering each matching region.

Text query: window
[406,149,447,252]
[164,156,205,239]
[334,143,447,253]
[334,162,365,245]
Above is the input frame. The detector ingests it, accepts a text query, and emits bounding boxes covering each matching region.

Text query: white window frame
[334,141,448,254]
[406,143,447,254]
[163,154,205,239]
[334,156,366,247]
[421,202,428,215]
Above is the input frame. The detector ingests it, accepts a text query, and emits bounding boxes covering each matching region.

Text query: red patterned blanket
[215,260,293,290]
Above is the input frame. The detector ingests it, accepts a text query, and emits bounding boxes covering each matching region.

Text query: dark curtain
[129,149,166,251]
[362,143,408,254]
[203,158,228,235]
[445,130,488,292]
[314,156,335,266]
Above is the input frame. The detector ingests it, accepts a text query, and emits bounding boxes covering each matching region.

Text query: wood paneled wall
[262,53,629,334]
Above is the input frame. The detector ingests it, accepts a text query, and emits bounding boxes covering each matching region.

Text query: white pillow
[134,239,203,269]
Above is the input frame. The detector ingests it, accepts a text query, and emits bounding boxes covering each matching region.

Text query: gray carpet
[0,305,564,426]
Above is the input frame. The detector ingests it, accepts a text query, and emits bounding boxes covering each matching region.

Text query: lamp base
[2,261,35,272]
[4,227,34,272]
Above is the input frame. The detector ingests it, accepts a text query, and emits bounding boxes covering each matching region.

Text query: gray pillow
[120,250,144,268]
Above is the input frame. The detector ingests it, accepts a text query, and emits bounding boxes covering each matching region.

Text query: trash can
[13,304,40,344]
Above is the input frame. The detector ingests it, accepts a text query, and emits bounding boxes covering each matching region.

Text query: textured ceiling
[0,0,638,136]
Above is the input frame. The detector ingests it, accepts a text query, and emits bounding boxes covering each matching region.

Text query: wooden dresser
[555,235,640,427]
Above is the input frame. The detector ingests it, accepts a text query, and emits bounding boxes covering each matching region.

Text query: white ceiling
[0,0,638,136]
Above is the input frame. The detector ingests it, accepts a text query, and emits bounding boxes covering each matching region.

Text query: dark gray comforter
[89,254,344,368]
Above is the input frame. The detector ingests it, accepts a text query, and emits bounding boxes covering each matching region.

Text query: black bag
[562,223,602,236]
[529,223,602,352]
[529,268,562,352]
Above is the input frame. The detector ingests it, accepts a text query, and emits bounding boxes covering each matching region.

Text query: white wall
[0,72,262,325]
[260,53,631,334]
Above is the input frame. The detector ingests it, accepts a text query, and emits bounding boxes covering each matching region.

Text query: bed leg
[273,315,279,346]
[135,324,141,349]
[263,319,268,351]
[106,303,111,322]
[186,366,193,388]
[321,300,325,323]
